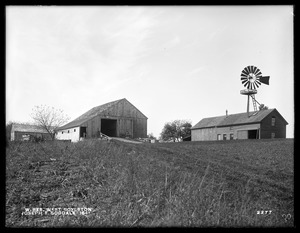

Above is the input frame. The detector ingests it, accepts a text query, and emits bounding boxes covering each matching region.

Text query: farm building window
[223,134,227,140]
[217,134,221,140]
[230,133,234,140]
[271,132,275,138]
[271,117,276,126]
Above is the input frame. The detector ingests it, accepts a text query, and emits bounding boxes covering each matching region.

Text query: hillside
[6,139,294,227]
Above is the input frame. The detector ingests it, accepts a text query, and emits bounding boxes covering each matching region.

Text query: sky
[6,6,294,138]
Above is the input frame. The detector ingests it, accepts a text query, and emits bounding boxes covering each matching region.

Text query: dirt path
[111,137,143,144]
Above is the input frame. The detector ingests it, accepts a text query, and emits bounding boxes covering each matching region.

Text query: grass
[6,138,294,227]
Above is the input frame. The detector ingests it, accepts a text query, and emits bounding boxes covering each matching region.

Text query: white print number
[257,210,272,215]
[282,214,292,222]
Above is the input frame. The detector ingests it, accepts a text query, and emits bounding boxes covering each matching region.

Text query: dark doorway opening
[80,127,87,138]
[101,119,117,137]
[248,129,259,139]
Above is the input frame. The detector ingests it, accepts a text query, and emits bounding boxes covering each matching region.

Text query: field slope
[6,138,294,227]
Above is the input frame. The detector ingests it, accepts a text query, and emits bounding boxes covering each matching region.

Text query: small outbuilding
[8,123,52,141]
[56,98,147,142]
[191,108,288,141]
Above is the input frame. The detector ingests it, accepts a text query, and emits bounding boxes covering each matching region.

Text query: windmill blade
[255,71,262,77]
[253,82,257,89]
[246,66,251,74]
[241,73,248,79]
[242,69,249,76]
[253,66,258,74]
[242,67,248,75]
[247,82,251,89]
[254,68,260,75]
[259,76,270,85]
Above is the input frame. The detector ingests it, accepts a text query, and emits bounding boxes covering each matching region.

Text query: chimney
[226,109,228,117]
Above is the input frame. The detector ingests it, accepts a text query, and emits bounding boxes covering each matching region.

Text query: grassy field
[6,138,294,227]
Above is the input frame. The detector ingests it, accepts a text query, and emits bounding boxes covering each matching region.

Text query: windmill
[240,65,270,117]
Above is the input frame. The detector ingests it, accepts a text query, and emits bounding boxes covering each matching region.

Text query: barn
[191,108,288,141]
[8,123,52,141]
[56,98,147,142]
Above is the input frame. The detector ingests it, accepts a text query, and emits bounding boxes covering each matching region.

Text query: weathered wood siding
[80,99,147,139]
[133,118,147,138]
[13,131,52,141]
[192,123,260,141]
[119,118,133,138]
[260,110,287,138]
[191,128,217,141]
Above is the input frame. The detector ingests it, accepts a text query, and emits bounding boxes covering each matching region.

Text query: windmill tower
[240,66,270,117]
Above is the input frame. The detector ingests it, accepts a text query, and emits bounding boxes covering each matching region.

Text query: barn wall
[56,127,80,142]
[13,131,52,141]
[119,118,133,138]
[133,118,147,138]
[191,128,217,141]
[82,116,101,138]
[218,123,260,140]
[104,99,146,119]
[99,99,147,138]
[192,123,260,141]
[82,115,147,139]
[61,99,147,139]
[260,111,287,138]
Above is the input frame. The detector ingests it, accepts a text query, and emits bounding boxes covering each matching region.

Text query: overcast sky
[6,6,294,138]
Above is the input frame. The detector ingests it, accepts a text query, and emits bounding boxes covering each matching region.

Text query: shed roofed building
[191,108,288,141]
[8,123,52,141]
[56,98,147,142]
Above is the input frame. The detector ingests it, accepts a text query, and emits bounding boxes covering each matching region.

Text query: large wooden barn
[56,98,147,142]
[191,108,288,141]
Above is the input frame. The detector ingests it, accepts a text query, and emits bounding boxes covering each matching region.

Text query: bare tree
[31,105,70,140]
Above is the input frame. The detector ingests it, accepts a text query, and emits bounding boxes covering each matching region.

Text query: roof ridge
[203,108,274,119]
[192,108,276,129]
[57,98,128,130]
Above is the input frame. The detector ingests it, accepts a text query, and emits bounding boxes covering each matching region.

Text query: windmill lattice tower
[240,65,270,117]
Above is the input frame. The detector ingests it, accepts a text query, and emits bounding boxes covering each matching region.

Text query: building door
[80,127,87,138]
[237,130,248,139]
[101,119,118,137]
[248,129,259,139]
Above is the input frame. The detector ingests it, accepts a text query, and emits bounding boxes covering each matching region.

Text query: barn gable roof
[192,108,288,130]
[12,123,49,133]
[57,98,147,130]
